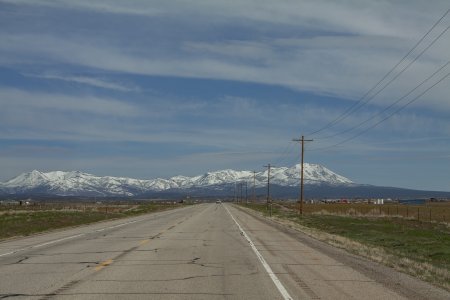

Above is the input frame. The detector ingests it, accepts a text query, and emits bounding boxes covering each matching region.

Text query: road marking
[95,220,138,232]
[0,219,139,258]
[0,233,85,258]
[95,258,113,271]
[0,249,27,258]
[224,205,293,300]
[33,234,85,248]
[0,207,192,259]
[139,239,150,245]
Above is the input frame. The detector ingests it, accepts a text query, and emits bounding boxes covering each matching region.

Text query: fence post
[417,207,420,221]
[407,207,409,218]
[429,208,431,222]
[388,207,390,216]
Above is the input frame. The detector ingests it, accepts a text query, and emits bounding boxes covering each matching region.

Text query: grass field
[241,202,450,290]
[280,202,450,223]
[0,202,183,240]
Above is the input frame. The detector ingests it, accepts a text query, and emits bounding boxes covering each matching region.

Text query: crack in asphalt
[11,256,28,264]
[0,294,29,299]
[184,257,224,269]
[283,264,321,299]
[91,271,260,282]
[39,280,81,300]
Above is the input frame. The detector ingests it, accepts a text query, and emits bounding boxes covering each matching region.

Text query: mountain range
[0,164,449,199]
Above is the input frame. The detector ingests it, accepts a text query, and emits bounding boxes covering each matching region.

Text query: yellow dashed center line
[93,225,176,273]
[95,259,113,271]
[95,239,158,271]
[139,239,150,245]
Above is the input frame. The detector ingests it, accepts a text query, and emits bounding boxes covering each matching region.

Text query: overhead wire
[271,141,296,167]
[317,60,450,139]
[257,9,450,170]
[312,24,450,139]
[310,71,450,151]
[307,9,450,137]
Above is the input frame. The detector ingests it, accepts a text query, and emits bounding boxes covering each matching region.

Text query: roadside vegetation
[240,202,450,290]
[0,202,184,240]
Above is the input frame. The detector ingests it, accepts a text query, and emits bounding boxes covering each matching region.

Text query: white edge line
[95,220,137,232]
[0,201,188,258]
[0,250,21,257]
[33,233,85,248]
[224,204,293,300]
[0,233,84,257]
[0,219,140,258]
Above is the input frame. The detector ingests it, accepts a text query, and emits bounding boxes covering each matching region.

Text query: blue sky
[1,0,449,191]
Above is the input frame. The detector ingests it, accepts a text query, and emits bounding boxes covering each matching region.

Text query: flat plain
[0,203,448,299]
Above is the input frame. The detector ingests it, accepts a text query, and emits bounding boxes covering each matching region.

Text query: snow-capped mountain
[0,164,353,197]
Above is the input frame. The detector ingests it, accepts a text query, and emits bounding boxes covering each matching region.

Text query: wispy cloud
[3,0,443,38]
[1,88,447,151]
[1,28,448,112]
[0,0,162,16]
[0,88,140,117]
[23,73,140,92]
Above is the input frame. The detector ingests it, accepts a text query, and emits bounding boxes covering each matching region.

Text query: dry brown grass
[281,202,450,224]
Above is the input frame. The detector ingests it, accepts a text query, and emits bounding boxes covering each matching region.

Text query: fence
[280,203,449,223]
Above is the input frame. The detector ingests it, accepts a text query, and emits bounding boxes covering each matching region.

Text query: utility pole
[240,182,243,203]
[293,135,313,215]
[252,171,256,203]
[245,181,248,204]
[263,164,274,217]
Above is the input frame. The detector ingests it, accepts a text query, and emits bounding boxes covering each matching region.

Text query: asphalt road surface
[0,203,448,299]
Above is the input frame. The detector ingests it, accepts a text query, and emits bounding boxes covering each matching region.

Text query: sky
[0,0,449,191]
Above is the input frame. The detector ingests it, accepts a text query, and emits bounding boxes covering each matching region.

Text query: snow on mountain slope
[0,164,353,196]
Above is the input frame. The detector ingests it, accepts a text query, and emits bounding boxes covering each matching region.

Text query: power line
[319,25,450,134]
[283,151,301,168]
[272,141,296,166]
[308,9,450,136]
[311,71,450,151]
[312,24,450,138]
[317,60,450,139]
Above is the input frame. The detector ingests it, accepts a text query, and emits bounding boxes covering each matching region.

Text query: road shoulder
[233,204,450,300]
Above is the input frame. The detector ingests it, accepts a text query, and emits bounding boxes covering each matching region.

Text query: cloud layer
[0,0,449,190]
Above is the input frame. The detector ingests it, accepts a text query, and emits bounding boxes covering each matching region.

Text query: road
[0,203,448,299]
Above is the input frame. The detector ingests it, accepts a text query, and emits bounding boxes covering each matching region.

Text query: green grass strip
[0,203,179,240]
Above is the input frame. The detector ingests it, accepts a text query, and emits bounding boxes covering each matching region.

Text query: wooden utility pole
[252,171,256,203]
[263,164,274,216]
[240,182,243,203]
[293,136,313,215]
[245,181,248,204]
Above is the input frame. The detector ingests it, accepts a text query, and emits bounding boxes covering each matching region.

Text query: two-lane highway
[0,203,448,299]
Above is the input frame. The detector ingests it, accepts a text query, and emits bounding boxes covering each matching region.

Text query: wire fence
[0,201,181,214]
[279,203,449,223]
